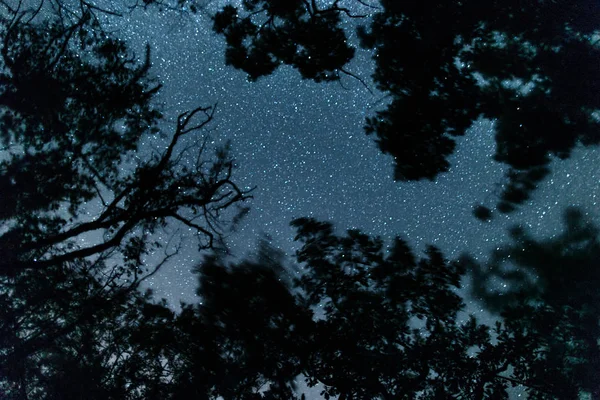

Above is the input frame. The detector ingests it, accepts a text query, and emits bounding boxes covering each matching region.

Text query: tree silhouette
[0,2,249,397]
[2,1,598,399]
[183,252,310,399]
[180,216,600,399]
[4,205,598,399]
[461,207,600,399]
[212,1,356,82]
[212,0,600,214]
[159,219,536,398]
[0,1,251,278]
[290,217,511,399]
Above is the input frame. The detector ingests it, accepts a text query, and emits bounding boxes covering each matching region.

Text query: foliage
[290,218,496,399]
[212,1,355,82]
[462,207,600,399]
[0,2,249,397]
[1,1,598,399]
[0,1,250,275]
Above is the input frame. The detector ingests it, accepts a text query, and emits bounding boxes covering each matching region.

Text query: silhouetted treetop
[4,208,598,398]
[0,11,161,220]
[289,217,511,399]
[0,3,252,277]
[360,0,600,210]
[212,1,355,82]
[465,206,600,313]
[0,4,251,396]
[461,207,600,399]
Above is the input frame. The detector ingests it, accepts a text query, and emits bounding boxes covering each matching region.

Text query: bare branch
[122,240,182,294]
[169,212,215,249]
[80,0,123,17]
[354,0,381,10]
[339,67,374,95]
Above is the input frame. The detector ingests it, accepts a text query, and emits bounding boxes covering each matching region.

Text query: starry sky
[3,1,595,398]
[94,0,600,319]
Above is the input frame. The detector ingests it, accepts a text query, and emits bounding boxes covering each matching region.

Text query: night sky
[98,0,600,319]
[1,1,597,398]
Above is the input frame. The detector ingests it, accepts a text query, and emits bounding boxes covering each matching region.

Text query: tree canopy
[0,2,249,397]
[5,209,599,398]
[0,0,599,399]
[461,207,600,399]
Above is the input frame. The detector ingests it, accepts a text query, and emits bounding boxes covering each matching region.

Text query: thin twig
[339,67,374,95]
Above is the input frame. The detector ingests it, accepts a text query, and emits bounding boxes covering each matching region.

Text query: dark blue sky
[101,1,600,320]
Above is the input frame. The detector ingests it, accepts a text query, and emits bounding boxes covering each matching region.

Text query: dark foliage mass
[1,1,599,400]
[0,1,251,274]
[0,2,249,397]
[213,0,600,214]
[461,207,600,399]
[4,209,600,398]
[212,2,355,82]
